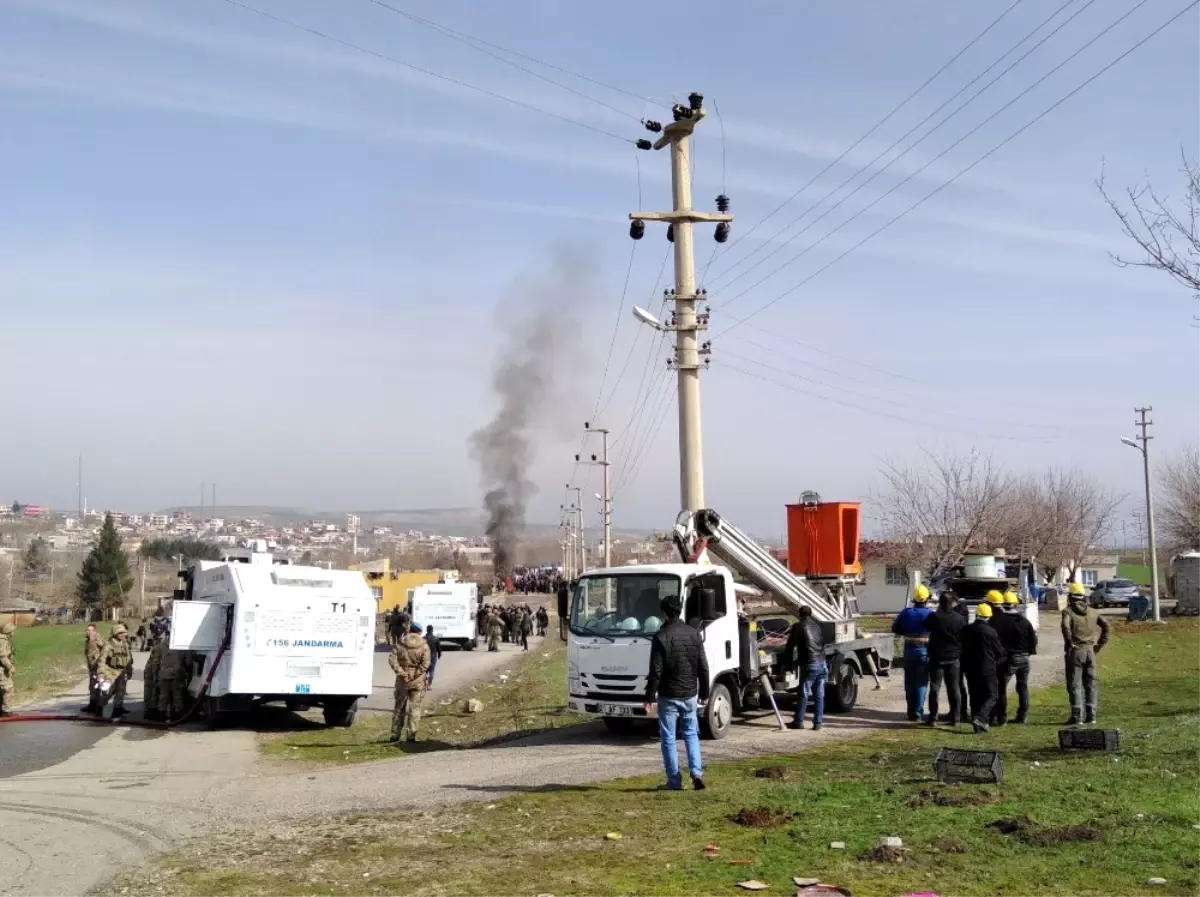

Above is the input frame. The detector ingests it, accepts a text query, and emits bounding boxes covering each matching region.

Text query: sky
[0,0,1197,538]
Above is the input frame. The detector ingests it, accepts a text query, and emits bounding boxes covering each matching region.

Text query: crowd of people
[496,566,565,595]
[478,603,549,651]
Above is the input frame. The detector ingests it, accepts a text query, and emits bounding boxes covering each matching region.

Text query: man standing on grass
[0,621,15,717]
[390,613,431,744]
[960,603,1006,733]
[1062,582,1110,725]
[991,591,1038,726]
[923,590,966,726]
[784,606,827,731]
[644,594,708,791]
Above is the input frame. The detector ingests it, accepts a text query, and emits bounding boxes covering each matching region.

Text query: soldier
[158,643,193,723]
[95,624,134,719]
[0,621,15,717]
[1062,582,1111,725]
[82,623,103,714]
[389,613,431,743]
[135,618,149,652]
[519,607,533,651]
[486,609,503,652]
[143,636,168,721]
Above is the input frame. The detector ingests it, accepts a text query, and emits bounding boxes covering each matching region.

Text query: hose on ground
[0,637,230,729]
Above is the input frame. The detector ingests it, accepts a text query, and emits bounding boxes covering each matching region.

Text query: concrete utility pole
[1123,407,1161,622]
[577,423,612,568]
[568,486,586,573]
[629,92,732,512]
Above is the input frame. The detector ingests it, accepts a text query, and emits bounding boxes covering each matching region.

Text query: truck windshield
[570,573,682,638]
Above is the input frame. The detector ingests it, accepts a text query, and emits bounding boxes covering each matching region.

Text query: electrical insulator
[629,219,645,240]
[574,454,581,462]
[715,194,730,212]
[671,105,685,122]
[688,92,704,111]
[591,454,597,462]
[635,138,652,151]
[643,119,662,133]
[699,288,707,297]
[715,222,730,243]
[666,223,674,243]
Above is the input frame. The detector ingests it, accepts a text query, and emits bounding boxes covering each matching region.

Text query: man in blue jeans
[785,606,827,730]
[892,584,934,721]
[644,593,709,791]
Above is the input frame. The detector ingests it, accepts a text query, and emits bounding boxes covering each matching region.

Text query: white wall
[857,559,916,614]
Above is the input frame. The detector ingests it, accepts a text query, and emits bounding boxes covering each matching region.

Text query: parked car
[1089,579,1140,608]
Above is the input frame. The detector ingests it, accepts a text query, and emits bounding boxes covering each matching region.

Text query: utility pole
[577,423,612,568]
[568,486,585,573]
[212,483,217,515]
[629,92,732,511]
[200,481,205,520]
[1128,407,1161,622]
[77,454,83,525]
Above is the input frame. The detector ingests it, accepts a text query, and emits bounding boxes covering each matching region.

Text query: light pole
[1122,432,1161,622]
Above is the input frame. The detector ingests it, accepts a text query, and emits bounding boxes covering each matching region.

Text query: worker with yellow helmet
[960,599,1007,733]
[1062,581,1111,725]
[891,583,934,722]
[989,588,1039,725]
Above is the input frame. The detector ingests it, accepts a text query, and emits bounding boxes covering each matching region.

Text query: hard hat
[1003,591,1021,606]
[1068,582,1086,596]
[985,590,1004,605]
[113,624,128,635]
[913,584,931,602]
[976,602,994,619]
[643,616,663,634]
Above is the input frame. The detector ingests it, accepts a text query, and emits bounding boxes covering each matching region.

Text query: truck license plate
[599,703,632,717]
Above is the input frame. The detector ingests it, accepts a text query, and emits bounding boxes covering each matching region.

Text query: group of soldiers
[479,603,547,651]
[892,580,1110,732]
[501,567,563,595]
[81,617,194,721]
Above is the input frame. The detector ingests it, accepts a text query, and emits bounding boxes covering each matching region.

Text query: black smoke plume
[470,248,591,578]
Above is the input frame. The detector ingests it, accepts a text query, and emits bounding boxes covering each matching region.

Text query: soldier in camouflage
[389,613,431,744]
[142,637,168,721]
[83,623,103,713]
[486,609,503,652]
[0,621,15,716]
[95,624,134,718]
[158,644,193,723]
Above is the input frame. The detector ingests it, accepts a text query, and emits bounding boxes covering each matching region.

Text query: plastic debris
[829,841,846,849]
[1147,878,1167,886]
[877,836,903,849]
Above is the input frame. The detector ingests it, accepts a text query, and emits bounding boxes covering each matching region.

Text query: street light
[1121,436,1161,622]
[631,306,664,330]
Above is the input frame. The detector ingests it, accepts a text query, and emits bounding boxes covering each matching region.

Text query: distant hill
[158,505,649,540]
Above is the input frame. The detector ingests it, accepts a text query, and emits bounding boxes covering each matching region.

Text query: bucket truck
[566,505,894,739]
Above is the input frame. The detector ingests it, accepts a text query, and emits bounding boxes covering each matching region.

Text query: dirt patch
[1021,825,1101,846]
[987,815,1034,835]
[911,786,1001,808]
[753,765,792,781]
[862,845,907,863]
[933,837,969,854]
[730,807,792,828]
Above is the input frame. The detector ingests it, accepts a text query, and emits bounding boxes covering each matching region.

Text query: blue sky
[0,0,1196,536]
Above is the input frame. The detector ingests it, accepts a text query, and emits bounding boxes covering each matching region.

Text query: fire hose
[0,636,230,729]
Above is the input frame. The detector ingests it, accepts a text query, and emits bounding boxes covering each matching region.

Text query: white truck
[169,551,377,727]
[408,582,480,650]
[566,508,894,738]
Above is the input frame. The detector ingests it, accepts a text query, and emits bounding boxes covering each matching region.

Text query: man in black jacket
[960,602,1007,733]
[922,591,966,726]
[644,593,709,791]
[784,606,827,731]
[990,593,1038,725]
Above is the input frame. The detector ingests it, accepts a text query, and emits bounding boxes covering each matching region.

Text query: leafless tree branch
[1158,443,1200,552]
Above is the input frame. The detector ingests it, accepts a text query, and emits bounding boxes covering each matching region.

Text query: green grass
[261,641,586,765]
[1118,563,1153,586]
[8,623,90,703]
[123,619,1200,897]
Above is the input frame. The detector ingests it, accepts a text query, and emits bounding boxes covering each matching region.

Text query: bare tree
[1098,152,1200,305]
[1027,470,1124,583]
[1158,443,1200,551]
[873,448,1014,578]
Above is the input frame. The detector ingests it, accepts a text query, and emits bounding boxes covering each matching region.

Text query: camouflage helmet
[112,623,128,636]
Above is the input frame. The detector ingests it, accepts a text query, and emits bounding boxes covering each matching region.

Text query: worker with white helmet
[891,584,934,722]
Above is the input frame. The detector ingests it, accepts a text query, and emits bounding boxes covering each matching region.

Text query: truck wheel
[701,682,733,740]
[602,716,638,736]
[323,699,358,728]
[827,661,858,713]
[468,634,478,651]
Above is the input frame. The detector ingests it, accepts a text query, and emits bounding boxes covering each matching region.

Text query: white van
[408,582,479,650]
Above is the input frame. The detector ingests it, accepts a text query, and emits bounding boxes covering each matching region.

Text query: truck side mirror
[697,587,720,622]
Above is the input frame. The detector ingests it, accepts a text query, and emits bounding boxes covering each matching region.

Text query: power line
[704,0,1030,276]
[595,247,671,420]
[360,0,666,108]
[716,0,1189,334]
[712,0,1095,294]
[362,0,650,122]
[588,238,639,424]
[216,0,635,144]
[614,377,676,496]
